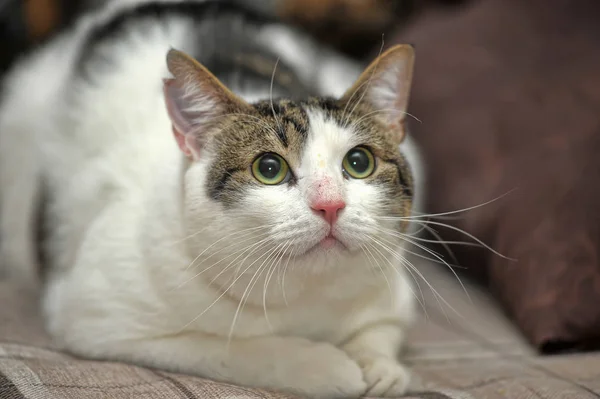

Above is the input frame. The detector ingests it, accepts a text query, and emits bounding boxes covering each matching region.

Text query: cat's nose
[311,200,346,225]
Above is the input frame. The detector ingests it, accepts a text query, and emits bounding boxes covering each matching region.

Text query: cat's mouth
[320,234,340,250]
[303,233,348,255]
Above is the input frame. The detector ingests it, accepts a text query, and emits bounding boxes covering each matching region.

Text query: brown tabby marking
[205,97,413,220]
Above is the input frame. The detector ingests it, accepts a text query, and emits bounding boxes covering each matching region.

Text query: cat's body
[0,1,422,397]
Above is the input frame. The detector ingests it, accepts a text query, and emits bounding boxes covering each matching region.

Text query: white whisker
[183,224,272,271]
[227,242,286,346]
[191,228,273,271]
[365,240,428,319]
[179,240,277,332]
[175,234,273,290]
[342,38,386,128]
[349,108,421,131]
[369,236,463,321]
[411,219,514,261]
[363,242,396,305]
[280,243,297,306]
[378,189,517,220]
[374,227,472,305]
[269,58,283,132]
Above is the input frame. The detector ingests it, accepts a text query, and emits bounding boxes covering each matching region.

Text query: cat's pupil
[347,149,369,173]
[259,155,281,179]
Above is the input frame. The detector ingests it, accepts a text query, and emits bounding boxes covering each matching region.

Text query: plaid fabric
[2,261,599,398]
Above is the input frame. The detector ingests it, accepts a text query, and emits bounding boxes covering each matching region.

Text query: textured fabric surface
[2,261,600,398]
[388,0,600,351]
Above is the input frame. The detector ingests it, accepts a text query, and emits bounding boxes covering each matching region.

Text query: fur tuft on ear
[341,44,415,142]
[163,48,251,159]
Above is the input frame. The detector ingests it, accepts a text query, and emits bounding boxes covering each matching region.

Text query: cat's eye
[252,153,290,185]
[343,147,375,179]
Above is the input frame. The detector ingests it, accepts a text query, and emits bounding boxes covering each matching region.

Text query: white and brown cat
[0,1,421,397]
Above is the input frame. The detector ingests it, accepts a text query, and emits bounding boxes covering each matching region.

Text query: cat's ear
[341,44,415,143]
[163,48,251,159]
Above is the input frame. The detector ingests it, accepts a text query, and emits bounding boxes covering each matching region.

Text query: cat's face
[164,45,415,275]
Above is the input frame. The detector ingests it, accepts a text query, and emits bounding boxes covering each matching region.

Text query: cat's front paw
[357,356,410,397]
[280,340,367,398]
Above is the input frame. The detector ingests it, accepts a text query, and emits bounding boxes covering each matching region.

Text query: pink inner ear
[172,126,192,157]
[163,79,190,133]
[163,79,200,158]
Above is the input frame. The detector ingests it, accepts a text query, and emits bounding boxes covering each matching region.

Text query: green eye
[343,147,375,179]
[252,153,290,185]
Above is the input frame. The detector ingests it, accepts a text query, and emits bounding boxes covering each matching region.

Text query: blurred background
[2,0,600,395]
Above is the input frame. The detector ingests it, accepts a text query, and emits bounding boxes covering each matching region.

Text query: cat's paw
[279,340,367,398]
[358,356,410,397]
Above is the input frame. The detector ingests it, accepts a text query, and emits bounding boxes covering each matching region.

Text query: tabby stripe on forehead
[275,125,288,147]
[254,102,287,146]
[282,115,307,137]
[254,100,308,143]
[313,97,342,111]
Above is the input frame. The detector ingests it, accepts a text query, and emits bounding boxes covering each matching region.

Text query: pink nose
[311,201,346,225]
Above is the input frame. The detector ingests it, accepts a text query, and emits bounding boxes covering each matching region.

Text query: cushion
[3,261,600,398]
[389,0,600,351]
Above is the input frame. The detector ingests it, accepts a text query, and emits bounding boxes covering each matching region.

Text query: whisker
[341,79,375,128]
[369,237,463,321]
[365,240,428,319]
[185,225,273,271]
[401,247,466,269]
[370,236,448,317]
[280,243,297,306]
[342,37,386,128]
[262,240,291,332]
[190,229,273,272]
[376,225,446,259]
[412,219,514,261]
[381,223,464,265]
[228,242,286,346]
[269,58,283,133]
[177,235,272,290]
[208,238,273,287]
[263,240,292,331]
[179,240,277,332]
[360,243,380,275]
[374,227,472,305]
[364,242,401,302]
[349,108,421,131]
[378,189,517,220]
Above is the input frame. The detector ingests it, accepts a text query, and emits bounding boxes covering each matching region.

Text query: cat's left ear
[341,44,415,143]
[163,48,252,159]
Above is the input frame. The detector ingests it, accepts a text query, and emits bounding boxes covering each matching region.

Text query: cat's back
[2,1,311,161]
[0,0,361,285]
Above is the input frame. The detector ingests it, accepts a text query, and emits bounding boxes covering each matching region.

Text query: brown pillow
[388,0,600,352]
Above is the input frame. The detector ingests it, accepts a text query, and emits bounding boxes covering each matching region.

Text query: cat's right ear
[163,49,251,159]
[341,44,415,144]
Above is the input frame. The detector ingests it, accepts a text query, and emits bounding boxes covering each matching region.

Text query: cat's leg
[341,323,411,397]
[341,277,416,397]
[71,333,367,398]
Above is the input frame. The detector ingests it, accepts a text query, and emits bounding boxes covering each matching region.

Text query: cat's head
[163,45,415,277]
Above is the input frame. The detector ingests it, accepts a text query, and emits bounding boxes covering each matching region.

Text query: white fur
[256,25,363,97]
[0,5,420,398]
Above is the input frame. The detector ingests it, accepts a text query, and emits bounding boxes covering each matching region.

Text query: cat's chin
[300,235,350,257]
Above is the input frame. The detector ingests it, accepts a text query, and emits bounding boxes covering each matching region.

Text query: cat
[0,1,421,397]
